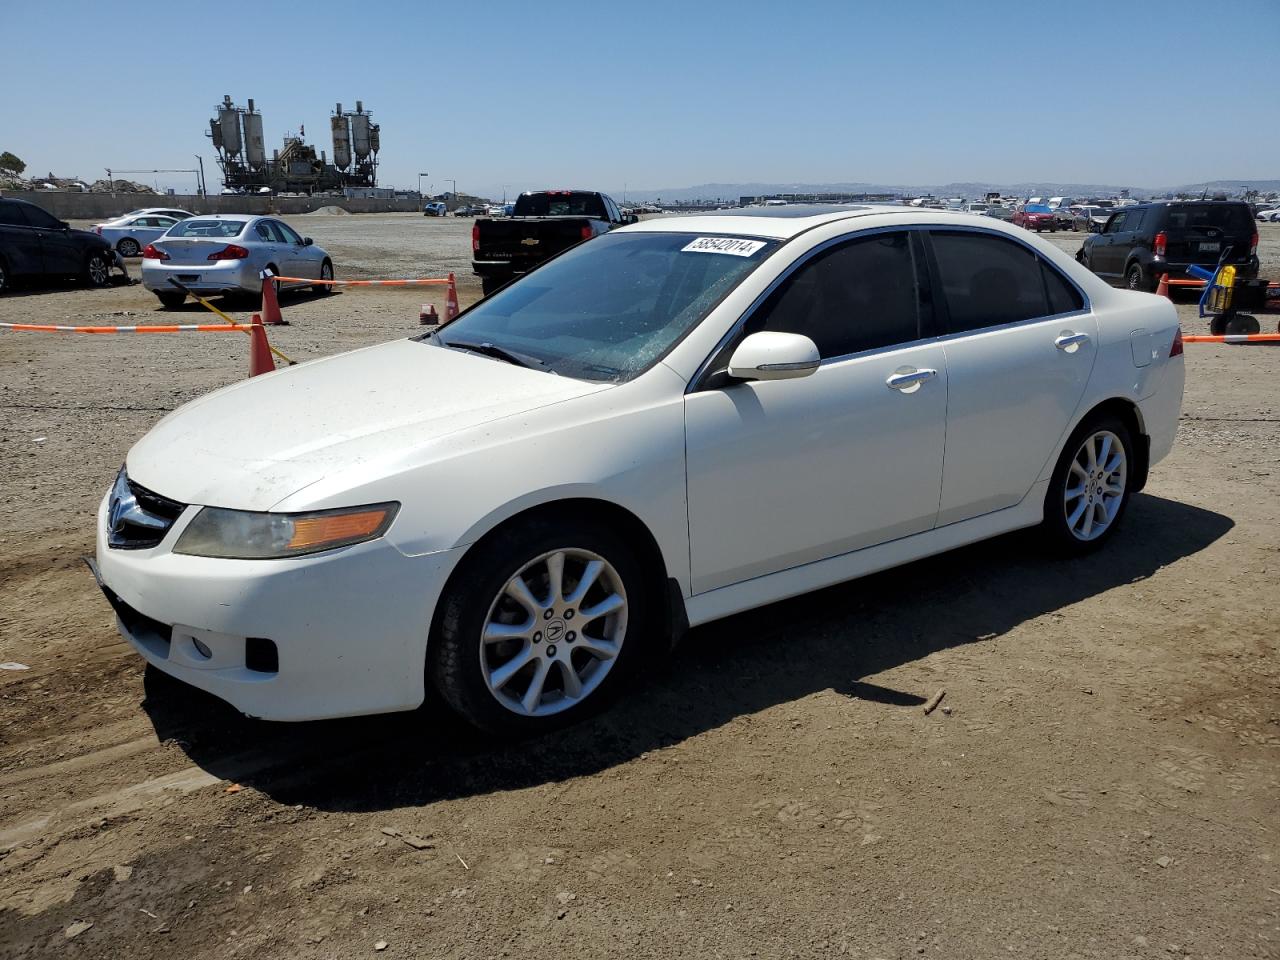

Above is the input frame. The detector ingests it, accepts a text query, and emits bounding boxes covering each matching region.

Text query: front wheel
[1041,415,1134,554]
[430,515,653,734]
[314,259,334,295]
[117,237,141,258]
[85,252,111,288]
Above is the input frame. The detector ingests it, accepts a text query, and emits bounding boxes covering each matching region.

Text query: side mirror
[726,331,820,382]
[625,214,639,225]
[302,237,314,246]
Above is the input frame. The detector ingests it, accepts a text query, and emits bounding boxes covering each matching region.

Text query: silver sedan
[141,214,334,309]
[95,213,184,258]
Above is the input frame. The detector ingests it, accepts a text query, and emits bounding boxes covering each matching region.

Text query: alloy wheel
[1063,430,1127,541]
[118,238,140,258]
[88,256,109,286]
[480,548,628,717]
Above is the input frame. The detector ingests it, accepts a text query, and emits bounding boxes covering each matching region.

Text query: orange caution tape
[1183,333,1280,343]
[270,276,451,286]
[0,322,245,334]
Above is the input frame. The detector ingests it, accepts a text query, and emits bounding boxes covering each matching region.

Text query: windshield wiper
[439,338,547,371]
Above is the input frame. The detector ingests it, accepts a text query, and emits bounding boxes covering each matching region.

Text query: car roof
[621,205,913,240]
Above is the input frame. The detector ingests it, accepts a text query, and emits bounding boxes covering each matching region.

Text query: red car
[1012,204,1057,232]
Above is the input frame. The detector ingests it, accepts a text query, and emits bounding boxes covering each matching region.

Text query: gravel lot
[1,217,1278,960]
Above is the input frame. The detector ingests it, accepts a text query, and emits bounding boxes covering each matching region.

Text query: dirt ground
[1,216,1278,960]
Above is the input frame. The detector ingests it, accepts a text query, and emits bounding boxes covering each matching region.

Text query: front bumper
[93,493,464,721]
[141,259,259,295]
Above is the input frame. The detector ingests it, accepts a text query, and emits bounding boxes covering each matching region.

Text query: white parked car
[95,213,184,258]
[140,214,333,308]
[94,207,1184,732]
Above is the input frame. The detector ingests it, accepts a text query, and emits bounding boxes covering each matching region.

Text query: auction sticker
[681,237,767,257]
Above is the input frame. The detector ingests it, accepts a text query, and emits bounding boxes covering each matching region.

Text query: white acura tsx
[93,206,1184,733]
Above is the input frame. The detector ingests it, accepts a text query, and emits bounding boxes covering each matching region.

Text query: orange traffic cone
[248,314,276,377]
[1155,273,1170,299]
[260,270,285,325]
[419,303,439,326]
[445,272,459,321]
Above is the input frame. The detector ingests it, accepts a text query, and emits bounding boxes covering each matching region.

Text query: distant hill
[617,179,1280,203]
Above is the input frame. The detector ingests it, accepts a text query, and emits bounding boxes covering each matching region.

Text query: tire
[84,252,111,288]
[314,259,334,295]
[0,257,8,295]
[1041,414,1134,554]
[117,237,141,258]
[429,513,655,735]
[1208,314,1227,336]
[1223,314,1260,336]
[480,276,506,296]
[155,291,186,310]
[1125,261,1151,292]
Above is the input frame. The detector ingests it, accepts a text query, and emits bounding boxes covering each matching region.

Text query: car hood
[126,338,609,511]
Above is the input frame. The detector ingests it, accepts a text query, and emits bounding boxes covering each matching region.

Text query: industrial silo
[330,103,351,170]
[217,95,242,158]
[243,99,266,171]
[351,101,371,161]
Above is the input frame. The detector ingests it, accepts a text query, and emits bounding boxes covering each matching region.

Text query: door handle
[1055,332,1090,352]
[886,368,937,392]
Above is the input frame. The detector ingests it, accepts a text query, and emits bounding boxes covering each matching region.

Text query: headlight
[173,502,399,559]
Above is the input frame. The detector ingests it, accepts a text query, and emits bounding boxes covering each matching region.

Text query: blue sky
[2,0,1276,198]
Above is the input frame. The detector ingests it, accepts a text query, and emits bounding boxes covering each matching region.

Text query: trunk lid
[1161,202,1255,266]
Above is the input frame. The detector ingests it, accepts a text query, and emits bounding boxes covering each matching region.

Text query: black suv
[1078,200,1259,292]
[0,197,125,294]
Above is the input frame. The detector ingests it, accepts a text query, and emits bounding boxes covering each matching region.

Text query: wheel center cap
[545,619,566,643]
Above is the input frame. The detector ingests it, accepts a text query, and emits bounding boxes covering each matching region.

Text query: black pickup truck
[471,190,634,294]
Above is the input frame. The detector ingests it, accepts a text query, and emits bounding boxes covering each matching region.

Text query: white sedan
[94,207,1184,733]
[140,214,333,308]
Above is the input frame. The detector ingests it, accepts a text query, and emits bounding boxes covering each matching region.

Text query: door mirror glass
[727,331,820,382]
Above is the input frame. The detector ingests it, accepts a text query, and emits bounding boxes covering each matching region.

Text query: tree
[0,152,25,175]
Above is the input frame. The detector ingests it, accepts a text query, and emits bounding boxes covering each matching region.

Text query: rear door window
[929,231,1072,332]
[744,231,924,359]
[1124,209,1147,233]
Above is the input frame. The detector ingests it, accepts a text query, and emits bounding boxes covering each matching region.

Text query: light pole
[195,155,207,197]
[418,171,429,196]
[448,179,457,199]
[502,184,510,204]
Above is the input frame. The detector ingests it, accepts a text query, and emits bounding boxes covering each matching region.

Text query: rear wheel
[1125,261,1151,292]
[85,252,111,288]
[430,515,653,735]
[117,237,141,258]
[155,291,186,310]
[0,258,8,294]
[1041,415,1134,554]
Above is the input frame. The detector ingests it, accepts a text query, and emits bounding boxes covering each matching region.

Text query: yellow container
[1207,265,1236,312]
